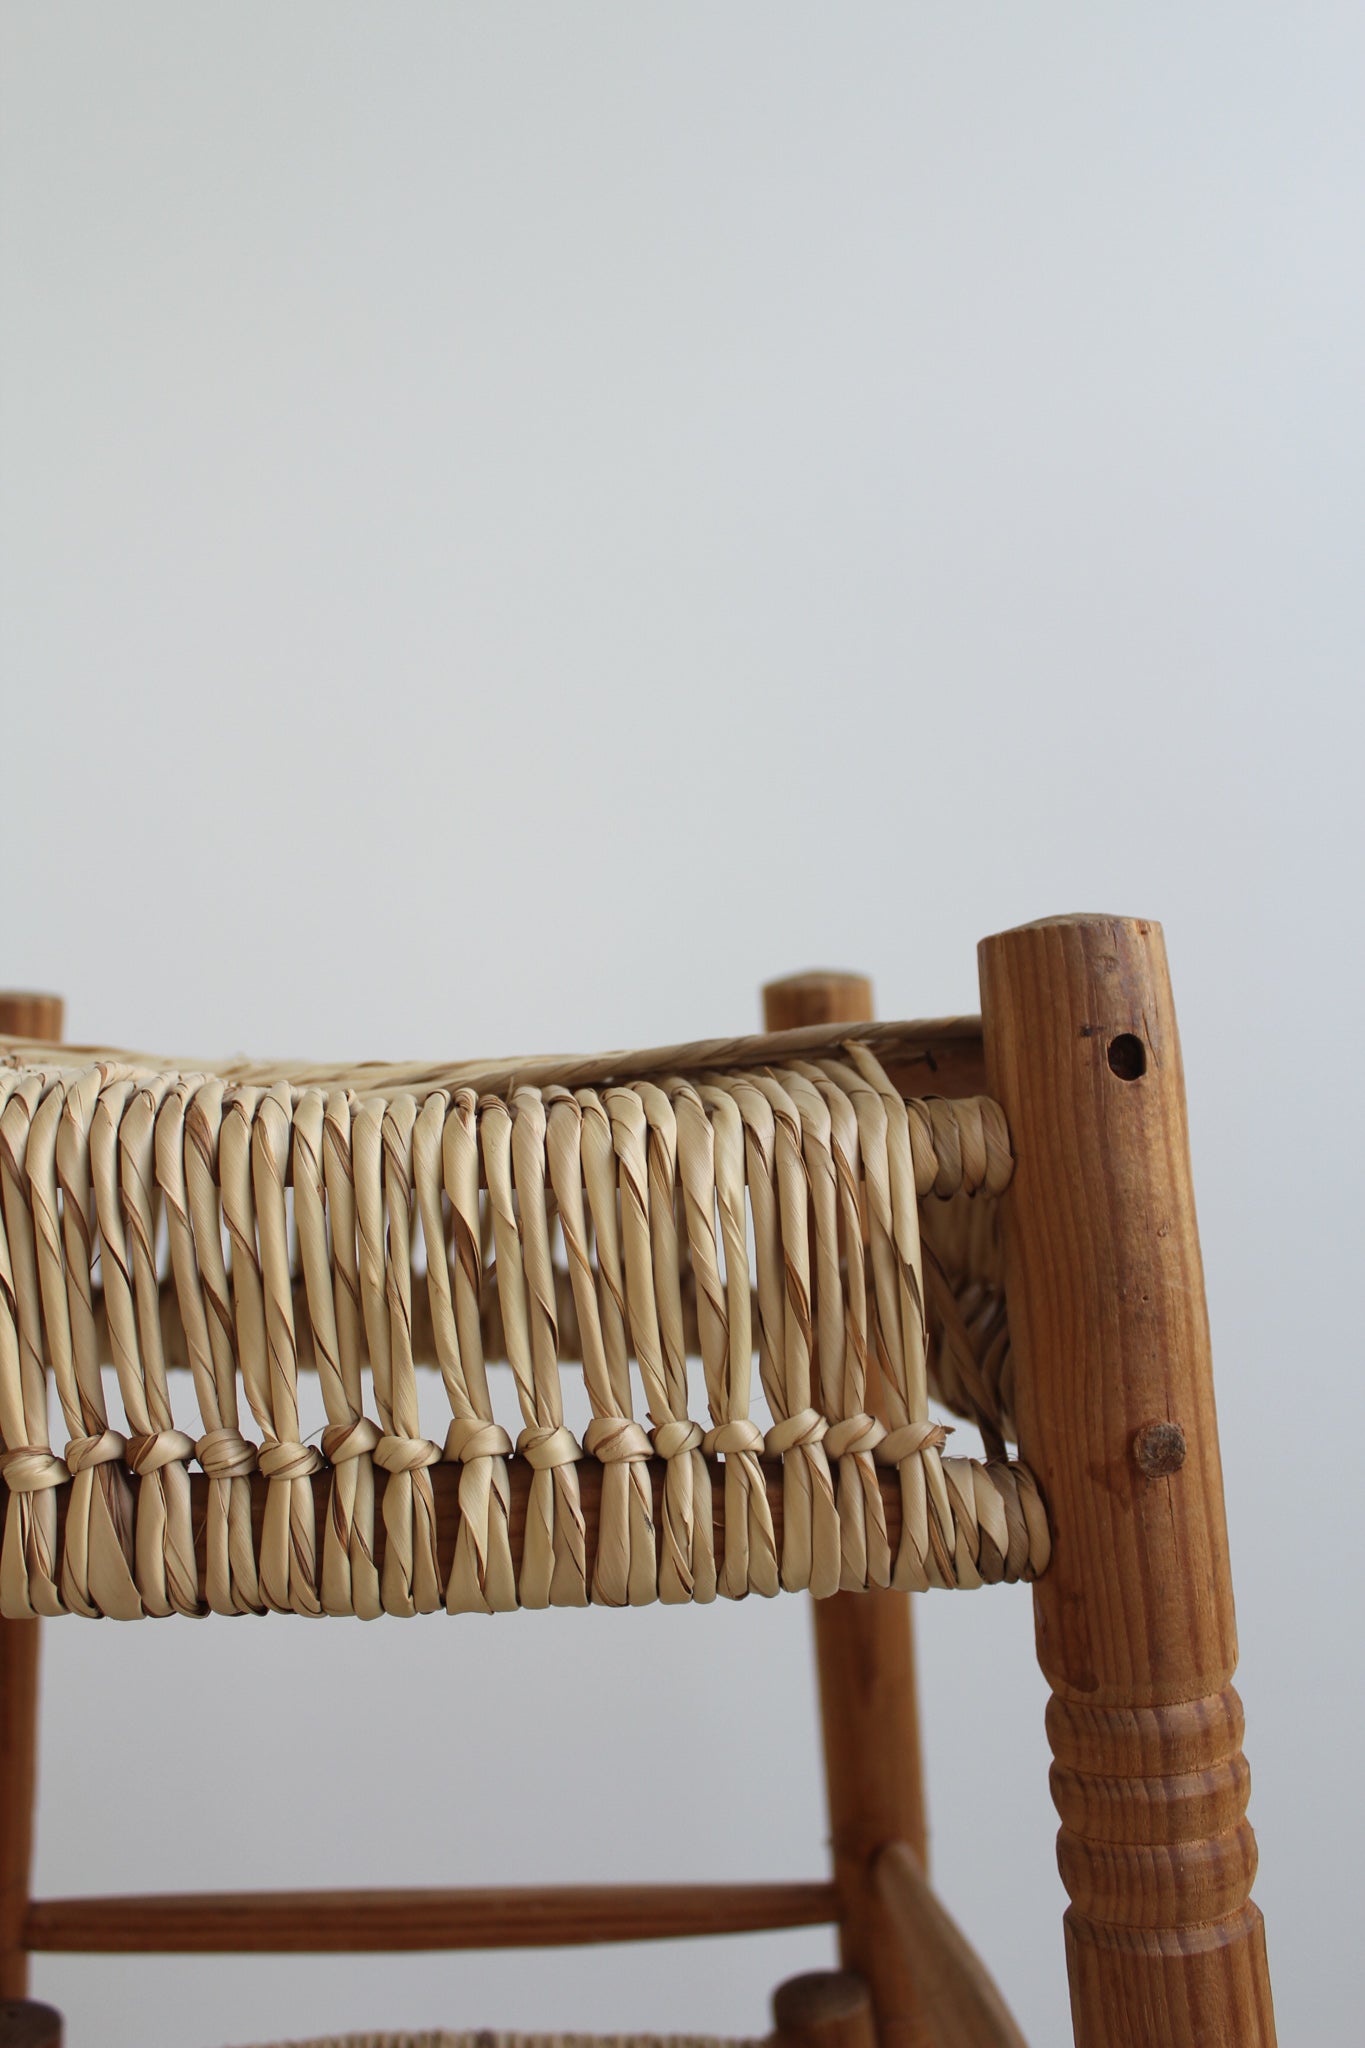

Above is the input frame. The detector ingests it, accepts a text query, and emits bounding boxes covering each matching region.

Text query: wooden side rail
[24,1880,838,1955]
[874,1843,1027,2048]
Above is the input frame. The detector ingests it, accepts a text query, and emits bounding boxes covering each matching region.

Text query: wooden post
[772,1971,877,2048]
[0,2002,62,2048]
[0,993,61,2001]
[762,974,930,2048]
[0,1001,62,1046]
[978,917,1275,2047]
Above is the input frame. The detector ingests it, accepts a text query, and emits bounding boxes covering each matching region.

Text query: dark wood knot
[1132,1420,1187,1478]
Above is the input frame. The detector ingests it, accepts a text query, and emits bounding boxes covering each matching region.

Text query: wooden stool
[0,915,1275,2046]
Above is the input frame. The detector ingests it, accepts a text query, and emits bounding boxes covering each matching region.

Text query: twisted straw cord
[58,1068,144,1617]
[791,1062,889,1591]
[681,1082,775,1601]
[223,1085,321,1616]
[604,1086,714,1605]
[733,1073,840,1599]
[295,1089,378,1619]
[547,1090,655,1608]
[0,1071,69,1616]
[183,1077,266,1614]
[377,1093,443,1616]
[440,1089,517,1613]
[484,1095,587,1609]
[158,1078,256,1615]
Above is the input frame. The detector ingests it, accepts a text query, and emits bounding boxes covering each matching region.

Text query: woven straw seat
[0,1017,1044,1624]
[0,921,1278,2048]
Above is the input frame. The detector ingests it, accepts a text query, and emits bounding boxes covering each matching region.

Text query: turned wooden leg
[763,974,930,2048]
[0,992,61,2003]
[979,916,1275,2048]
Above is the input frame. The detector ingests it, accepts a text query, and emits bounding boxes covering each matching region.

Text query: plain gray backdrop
[2,7,1361,2045]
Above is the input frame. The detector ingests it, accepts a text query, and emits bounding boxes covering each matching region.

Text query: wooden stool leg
[0,2001,62,2048]
[0,1625,39,2001]
[762,975,930,2048]
[0,993,62,2001]
[978,917,1275,2047]
[772,1970,877,2048]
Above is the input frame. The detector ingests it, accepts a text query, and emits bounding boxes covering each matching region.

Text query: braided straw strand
[31,1070,140,1619]
[0,1070,69,1616]
[440,1088,517,1613]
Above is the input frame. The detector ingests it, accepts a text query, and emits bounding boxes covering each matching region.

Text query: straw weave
[236,2033,758,2048]
[0,1026,1047,1619]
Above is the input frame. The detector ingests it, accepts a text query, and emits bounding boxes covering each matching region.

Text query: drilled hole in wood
[1107,1032,1146,1080]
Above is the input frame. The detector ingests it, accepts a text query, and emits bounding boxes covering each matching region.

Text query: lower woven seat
[235,2035,757,2048]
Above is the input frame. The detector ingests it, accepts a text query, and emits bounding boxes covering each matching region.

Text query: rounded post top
[772,1968,874,2044]
[0,992,63,1040]
[981,911,1160,943]
[762,969,873,998]
[761,971,874,1033]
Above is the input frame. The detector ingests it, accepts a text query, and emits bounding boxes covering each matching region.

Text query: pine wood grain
[25,1881,837,1955]
[978,916,1275,2047]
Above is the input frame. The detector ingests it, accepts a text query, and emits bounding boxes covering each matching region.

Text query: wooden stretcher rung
[23,1880,839,1955]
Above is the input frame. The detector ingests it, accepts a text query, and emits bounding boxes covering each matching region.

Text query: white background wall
[2,7,1360,2045]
